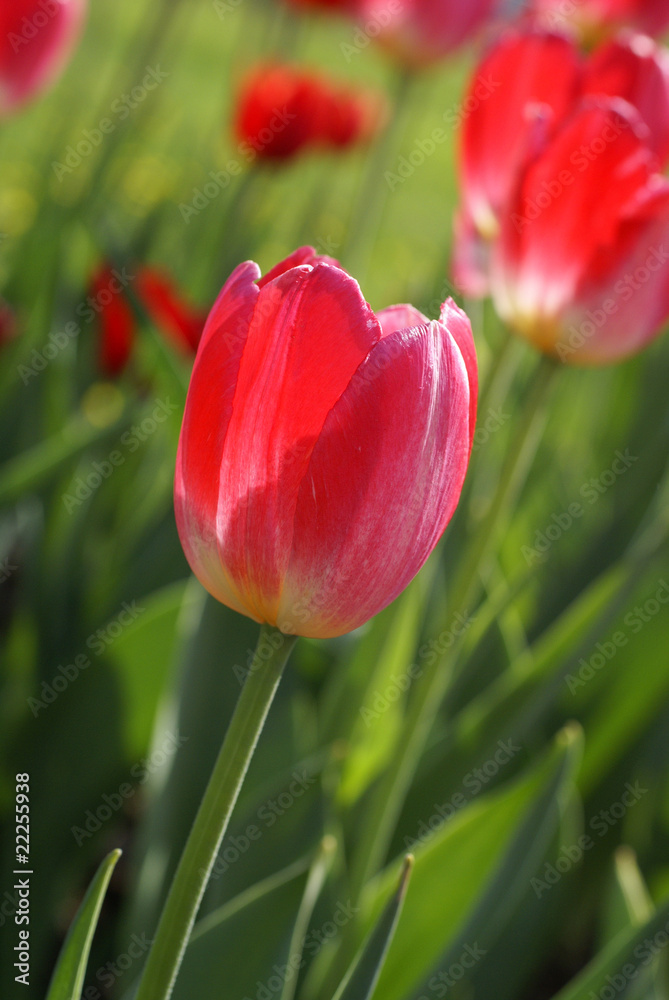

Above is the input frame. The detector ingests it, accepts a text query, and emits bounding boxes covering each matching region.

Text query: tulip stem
[347,352,559,904]
[133,623,298,1000]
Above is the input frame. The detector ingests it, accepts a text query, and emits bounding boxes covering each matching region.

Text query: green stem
[347,352,559,903]
[134,623,298,1000]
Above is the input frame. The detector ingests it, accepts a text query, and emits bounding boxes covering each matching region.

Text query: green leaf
[45,849,121,1000]
[358,726,581,1000]
[552,898,669,1000]
[331,855,413,1000]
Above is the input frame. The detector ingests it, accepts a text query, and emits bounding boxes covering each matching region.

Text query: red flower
[0,0,86,117]
[0,301,17,349]
[453,27,669,300]
[583,33,669,163]
[90,265,206,377]
[453,30,582,296]
[489,101,669,364]
[174,247,477,638]
[528,0,669,44]
[234,64,384,161]
[355,0,495,67]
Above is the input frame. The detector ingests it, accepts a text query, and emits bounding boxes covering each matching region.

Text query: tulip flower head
[0,0,86,117]
[90,264,206,377]
[528,0,669,44]
[175,247,477,638]
[234,64,385,161]
[355,0,495,67]
[490,100,669,364]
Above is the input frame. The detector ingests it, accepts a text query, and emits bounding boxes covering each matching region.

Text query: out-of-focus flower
[354,0,495,67]
[0,300,17,349]
[234,64,385,160]
[285,0,354,12]
[453,27,669,297]
[453,29,582,296]
[0,0,86,117]
[174,246,477,638]
[583,33,669,163]
[489,100,669,365]
[528,0,669,44]
[89,264,206,377]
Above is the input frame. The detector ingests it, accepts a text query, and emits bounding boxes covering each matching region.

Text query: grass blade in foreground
[331,855,414,1000]
[45,849,122,1000]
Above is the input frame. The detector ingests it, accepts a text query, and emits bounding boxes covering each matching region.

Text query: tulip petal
[174,260,261,616]
[559,185,669,363]
[257,245,338,287]
[492,100,657,344]
[441,298,478,452]
[583,33,669,166]
[217,262,381,622]
[460,30,582,235]
[375,304,430,338]
[279,320,471,638]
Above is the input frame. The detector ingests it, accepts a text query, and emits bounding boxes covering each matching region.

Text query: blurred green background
[1,1,669,999]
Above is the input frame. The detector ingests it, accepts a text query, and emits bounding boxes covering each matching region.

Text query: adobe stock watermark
[522,449,637,565]
[52,67,169,180]
[358,610,475,728]
[555,245,669,361]
[71,731,188,845]
[511,115,630,233]
[213,0,243,18]
[77,933,153,1000]
[17,267,134,384]
[417,943,488,999]
[178,108,297,223]
[565,580,669,693]
[385,74,499,190]
[8,0,63,54]
[27,600,145,717]
[403,739,522,851]
[241,899,360,1000]
[61,398,178,513]
[208,769,316,879]
[340,1,402,61]
[0,557,18,584]
[531,780,648,898]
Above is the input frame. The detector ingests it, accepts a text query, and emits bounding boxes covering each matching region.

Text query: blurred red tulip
[355,0,495,67]
[583,33,669,163]
[528,0,669,43]
[454,27,669,298]
[0,301,17,349]
[90,265,206,377]
[174,246,477,638]
[489,101,669,364]
[285,0,354,12]
[453,30,582,295]
[0,0,86,117]
[234,64,385,160]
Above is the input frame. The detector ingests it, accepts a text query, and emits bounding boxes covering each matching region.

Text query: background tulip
[91,264,206,376]
[528,0,669,43]
[489,101,669,364]
[0,0,86,117]
[583,33,669,163]
[175,248,476,639]
[354,0,495,67]
[234,64,385,161]
[453,30,582,295]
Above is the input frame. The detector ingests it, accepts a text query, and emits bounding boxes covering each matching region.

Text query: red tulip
[0,0,86,117]
[453,30,582,295]
[355,0,495,67]
[91,266,135,377]
[174,247,477,639]
[90,265,206,377]
[285,0,354,12]
[0,301,17,349]
[234,64,384,160]
[528,0,669,43]
[583,33,669,164]
[489,100,669,364]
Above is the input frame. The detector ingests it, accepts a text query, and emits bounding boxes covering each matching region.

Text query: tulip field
[3,1,669,999]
